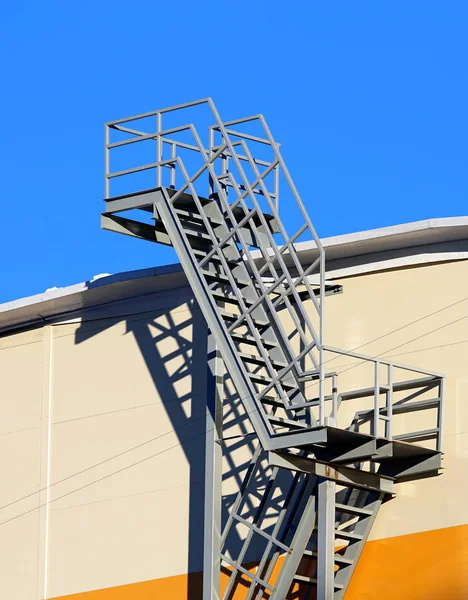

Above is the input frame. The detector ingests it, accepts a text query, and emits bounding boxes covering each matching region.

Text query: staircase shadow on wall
[74,295,296,599]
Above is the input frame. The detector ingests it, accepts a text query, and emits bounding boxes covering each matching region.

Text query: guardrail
[320,345,444,451]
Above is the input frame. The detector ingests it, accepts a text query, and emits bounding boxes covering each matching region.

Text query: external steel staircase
[101,99,445,599]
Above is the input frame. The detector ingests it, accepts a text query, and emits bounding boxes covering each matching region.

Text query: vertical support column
[203,331,223,600]
[317,477,335,600]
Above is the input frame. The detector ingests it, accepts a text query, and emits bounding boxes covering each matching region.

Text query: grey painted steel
[270,486,317,600]
[153,187,272,449]
[317,478,336,599]
[245,472,306,600]
[101,98,446,600]
[102,96,445,452]
[333,492,384,600]
[203,333,223,600]
[268,451,394,494]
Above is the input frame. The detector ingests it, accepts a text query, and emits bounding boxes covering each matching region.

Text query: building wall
[0,258,467,599]
[325,258,468,599]
[0,287,210,599]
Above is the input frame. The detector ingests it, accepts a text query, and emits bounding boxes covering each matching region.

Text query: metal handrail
[322,345,444,449]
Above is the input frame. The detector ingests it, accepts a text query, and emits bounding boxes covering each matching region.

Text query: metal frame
[203,333,223,599]
[101,98,446,600]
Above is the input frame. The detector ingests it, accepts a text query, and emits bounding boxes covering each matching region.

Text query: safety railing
[104,98,330,426]
[321,345,445,451]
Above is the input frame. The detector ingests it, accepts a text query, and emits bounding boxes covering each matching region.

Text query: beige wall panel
[50,407,192,506]
[0,514,41,600]
[47,303,208,597]
[47,472,200,598]
[52,304,202,424]
[322,259,468,537]
[325,262,467,387]
[0,428,42,520]
[0,257,466,598]
[0,332,44,599]
[371,430,468,539]
[0,429,42,598]
[0,330,42,433]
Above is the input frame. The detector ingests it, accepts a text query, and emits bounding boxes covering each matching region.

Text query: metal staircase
[221,447,387,599]
[101,99,445,599]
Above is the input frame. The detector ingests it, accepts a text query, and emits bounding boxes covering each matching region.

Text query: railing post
[170,143,176,189]
[274,163,279,210]
[208,127,214,197]
[104,124,110,199]
[221,143,228,199]
[156,112,162,187]
[438,377,446,452]
[331,373,338,425]
[373,361,380,437]
[319,346,325,427]
[387,364,393,440]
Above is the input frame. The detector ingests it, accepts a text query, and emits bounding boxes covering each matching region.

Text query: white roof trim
[1,216,467,333]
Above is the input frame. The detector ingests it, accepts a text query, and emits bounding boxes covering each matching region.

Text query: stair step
[201,270,251,287]
[335,503,373,517]
[292,574,343,590]
[211,289,255,306]
[183,228,213,242]
[312,525,363,543]
[334,529,363,542]
[173,206,224,228]
[239,352,287,370]
[193,249,240,268]
[165,187,213,208]
[227,205,279,234]
[230,332,277,349]
[174,208,207,227]
[220,309,270,328]
[249,373,297,390]
[304,550,354,567]
[262,395,323,411]
[267,415,309,430]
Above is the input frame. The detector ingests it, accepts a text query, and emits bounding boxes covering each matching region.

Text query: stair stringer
[153,188,274,450]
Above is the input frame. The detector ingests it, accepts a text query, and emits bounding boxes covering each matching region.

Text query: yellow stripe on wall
[52,524,468,600]
[344,524,468,600]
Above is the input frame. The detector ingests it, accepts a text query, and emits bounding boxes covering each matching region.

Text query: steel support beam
[203,332,223,600]
[101,213,172,245]
[268,451,394,494]
[317,478,336,599]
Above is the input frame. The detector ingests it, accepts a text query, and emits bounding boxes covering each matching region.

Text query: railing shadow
[74,295,209,598]
[73,291,291,598]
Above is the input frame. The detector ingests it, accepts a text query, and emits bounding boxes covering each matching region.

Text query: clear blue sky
[1,1,467,302]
